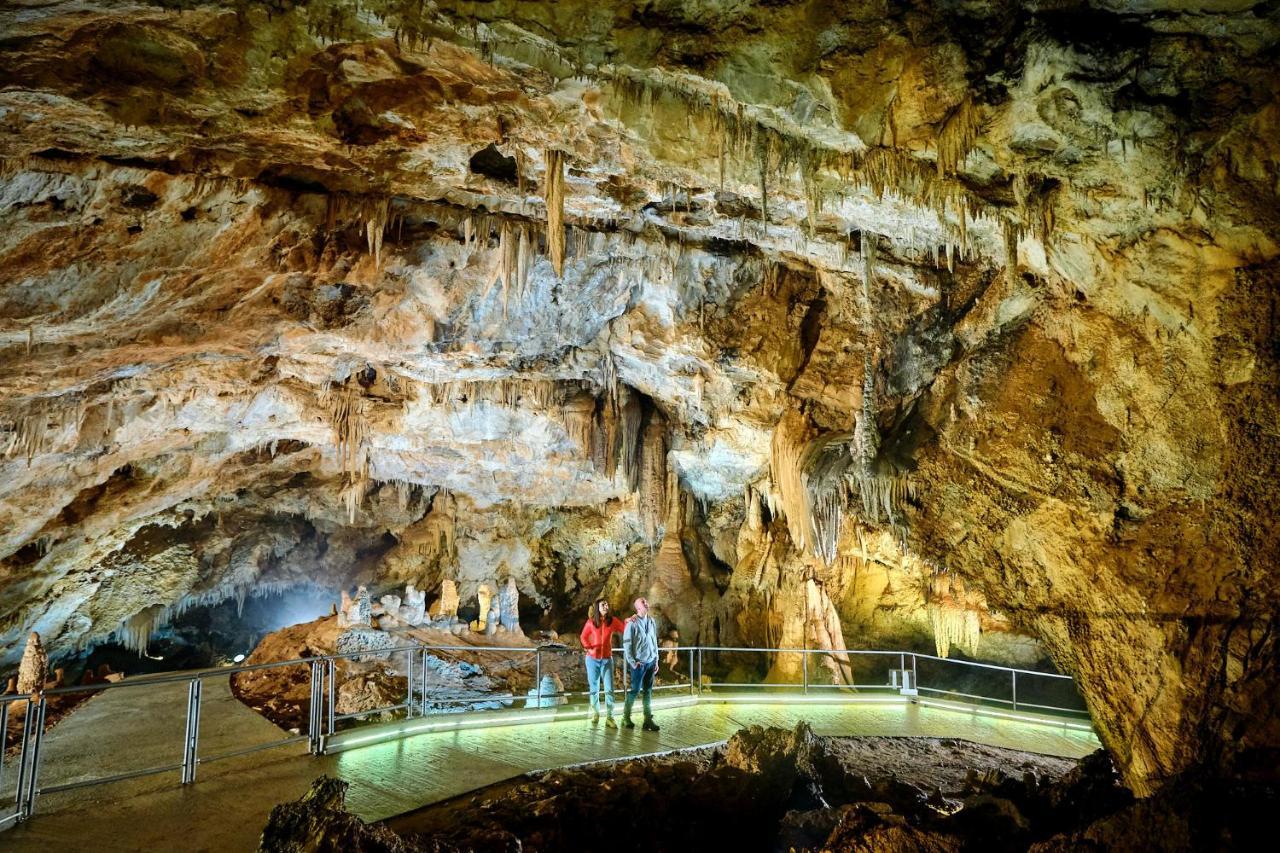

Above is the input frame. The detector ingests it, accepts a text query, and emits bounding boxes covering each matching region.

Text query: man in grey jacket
[622,596,660,731]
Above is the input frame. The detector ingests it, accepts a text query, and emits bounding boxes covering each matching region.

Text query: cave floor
[1,675,1099,852]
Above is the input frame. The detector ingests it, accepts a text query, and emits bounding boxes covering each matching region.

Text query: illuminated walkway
[2,676,1098,852]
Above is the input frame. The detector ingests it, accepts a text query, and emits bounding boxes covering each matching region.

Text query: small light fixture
[233,654,246,663]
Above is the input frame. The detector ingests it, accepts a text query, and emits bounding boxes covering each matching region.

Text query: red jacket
[580,616,626,660]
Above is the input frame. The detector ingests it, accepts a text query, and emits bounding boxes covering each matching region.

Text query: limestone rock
[334,627,395,660]
[0,0,1276,803]
[259,776,414,853]
[335,672,404,718]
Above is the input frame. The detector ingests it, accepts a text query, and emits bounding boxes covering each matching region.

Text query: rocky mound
[258,724,1170,852]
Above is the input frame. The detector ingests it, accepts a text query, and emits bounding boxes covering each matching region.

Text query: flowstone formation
[0,0,1277,803]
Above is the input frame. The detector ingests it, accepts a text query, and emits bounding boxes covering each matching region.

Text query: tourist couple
[579,596,660,731]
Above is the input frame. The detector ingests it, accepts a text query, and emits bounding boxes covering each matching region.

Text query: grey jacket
[623,614,659,668]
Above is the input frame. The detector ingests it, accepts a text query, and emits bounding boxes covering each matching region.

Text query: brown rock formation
[0,0,1276,801]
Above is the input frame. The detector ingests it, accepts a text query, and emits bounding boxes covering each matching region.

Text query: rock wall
[1,0,1277,795]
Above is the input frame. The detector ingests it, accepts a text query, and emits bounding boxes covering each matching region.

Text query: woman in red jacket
[580,598,626,727]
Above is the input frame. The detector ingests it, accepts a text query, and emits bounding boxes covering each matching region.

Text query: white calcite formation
[496,578,521,634]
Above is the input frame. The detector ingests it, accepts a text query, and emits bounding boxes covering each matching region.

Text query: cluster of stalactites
[2,397,86,464]
[769,405,913,566]
[416,489,457,564]
[113,580,314,656]
[2,377,202,467]
[602,64,1004,260]
[320,380,371,524]
[926,573,983,658]
[325,194,390,268]
[311,371,665,523]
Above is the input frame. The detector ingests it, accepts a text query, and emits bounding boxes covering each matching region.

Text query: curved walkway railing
[0,641,1090,830]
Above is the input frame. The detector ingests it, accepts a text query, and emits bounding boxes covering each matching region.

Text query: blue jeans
[584,656,615,714]
[624,660,656,721]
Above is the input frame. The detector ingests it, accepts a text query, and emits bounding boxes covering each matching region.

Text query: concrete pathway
[0,672,1098,852]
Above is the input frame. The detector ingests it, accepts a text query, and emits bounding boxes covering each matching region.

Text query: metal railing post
[802,650,809,694]
[15,694,46,820]
[696,648,702,695]
[419,648,429,716]
[307,660,322,754]
[325,657,336,737]
[405,648,415,718]
[688,649,695,697]
[534,649,542,707]
[911,654,918,695]
[181,679,202,784]
[1011,670,1018,711]
[25,695,47,818]
[0,701,8,787]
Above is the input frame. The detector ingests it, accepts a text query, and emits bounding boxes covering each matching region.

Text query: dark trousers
[624,660,656,721]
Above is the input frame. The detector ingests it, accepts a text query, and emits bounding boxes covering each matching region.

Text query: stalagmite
[544,148,565,276]
[496,577,520,633]
[401,584,427,626]
[429,579,460,622]
[16,631,48,695]
[472,583,494,632]
[804,579,852,685]
[341,586,373,629]
[648,492,699,638]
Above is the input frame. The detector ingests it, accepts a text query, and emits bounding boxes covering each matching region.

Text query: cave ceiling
[1,0,1278,794]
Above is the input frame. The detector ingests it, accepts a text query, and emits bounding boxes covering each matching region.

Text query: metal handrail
[0,639,1091,830]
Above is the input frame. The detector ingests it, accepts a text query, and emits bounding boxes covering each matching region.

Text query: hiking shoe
[590,710,600,725]
[621,717,636,729]
[642,719,660,732]
[604,716,618,729]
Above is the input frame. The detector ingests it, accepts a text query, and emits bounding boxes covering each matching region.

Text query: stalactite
[544,148,566,276]
[416,490,458,564]
[853,349,880,481]
[560,391,596,455]
[637,413,668,544]
[770,409,818,551]
[325,380,371,524]
[1003,215,1020,289]
[936,97,979,177]
[610,387,643,489]
[928,606,981,659]
[114,605,165,656]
